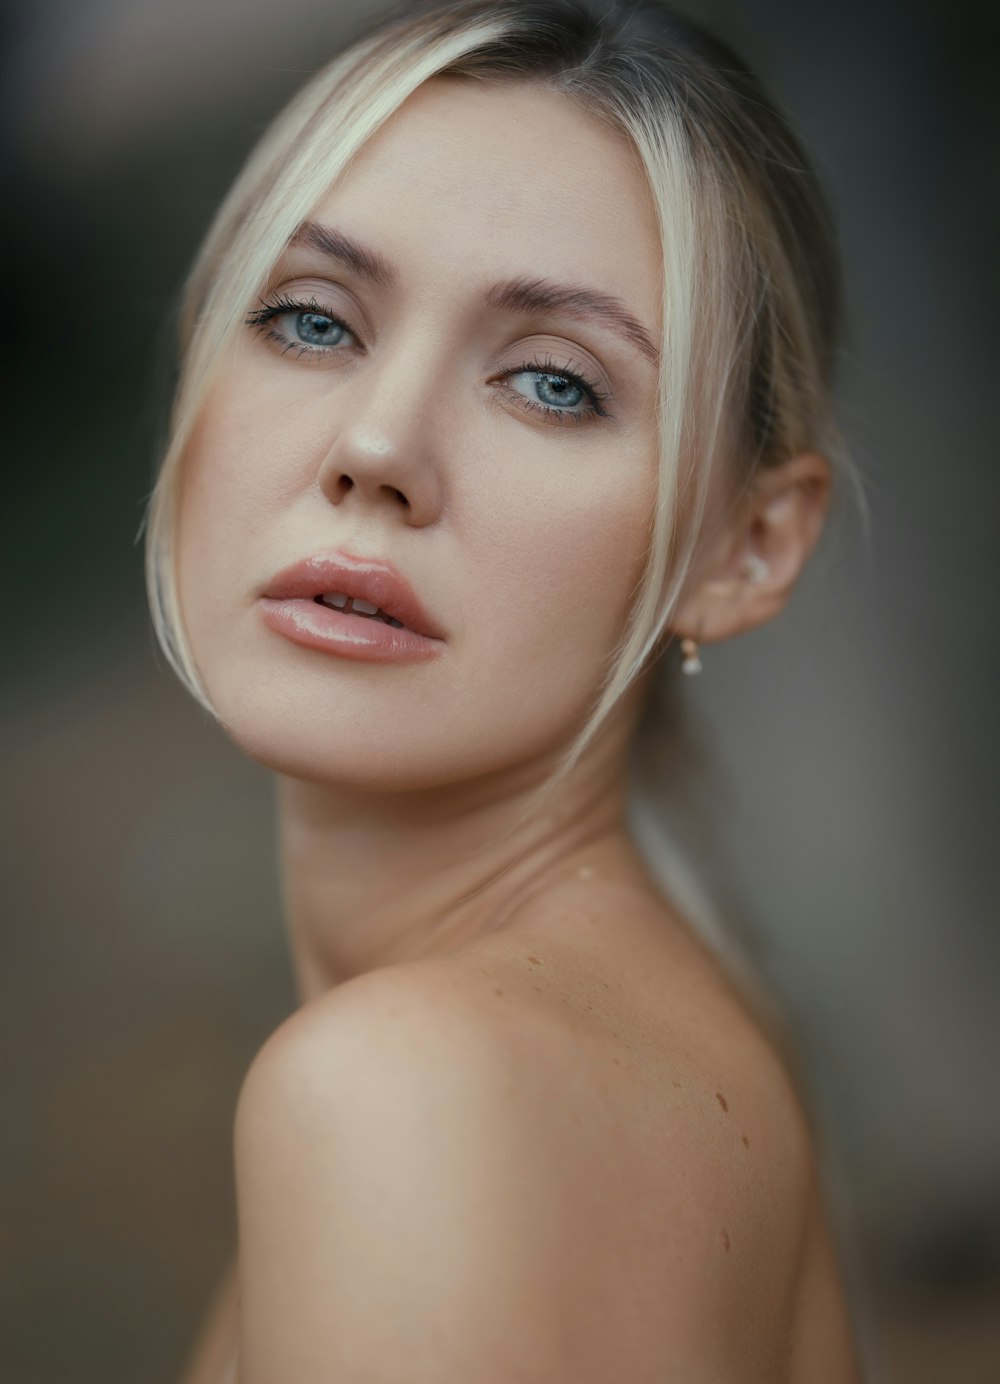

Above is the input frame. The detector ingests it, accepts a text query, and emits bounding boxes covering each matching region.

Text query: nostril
[329,475,410,505]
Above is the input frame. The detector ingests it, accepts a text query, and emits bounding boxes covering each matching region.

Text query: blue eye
[514,371,583,409]
[295,311,350,347]
[245,294,357,358]
[501,358,610,425]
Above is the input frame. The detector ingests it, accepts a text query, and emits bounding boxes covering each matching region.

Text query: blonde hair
[144,0,859,805]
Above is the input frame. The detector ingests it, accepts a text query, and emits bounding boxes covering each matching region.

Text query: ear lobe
[670,450,832,646]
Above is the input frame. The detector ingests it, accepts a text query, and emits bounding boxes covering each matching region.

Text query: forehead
[306,75,662,308]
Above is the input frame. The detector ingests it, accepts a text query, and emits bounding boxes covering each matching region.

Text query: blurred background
[2,0,998,1379]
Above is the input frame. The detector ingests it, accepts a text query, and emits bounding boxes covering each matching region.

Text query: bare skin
[172,75,855,1381]
[178,834,862,1383]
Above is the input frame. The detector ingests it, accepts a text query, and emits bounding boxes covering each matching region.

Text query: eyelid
[252,276,366,329]
[247,287,356,325]
[500,334,614,397]
[493,388,605,426]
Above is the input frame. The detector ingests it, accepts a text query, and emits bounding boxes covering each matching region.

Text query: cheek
[175,382,308,644]
[181,388,302,544]
[458,452,652,716]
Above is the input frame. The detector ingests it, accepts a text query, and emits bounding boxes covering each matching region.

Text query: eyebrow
[287,220,660,366]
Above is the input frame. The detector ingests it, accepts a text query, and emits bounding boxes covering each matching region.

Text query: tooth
[352,598,379,615]
[322,592,348,608]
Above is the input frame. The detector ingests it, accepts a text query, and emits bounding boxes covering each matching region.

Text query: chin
[199,671,435,791]
[186,608,601,793]
[195,656,581,795]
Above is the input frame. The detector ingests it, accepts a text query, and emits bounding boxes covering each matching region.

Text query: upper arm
[235,973,602,1382]
[176,1258,238,1384]
[232,970,772,1383]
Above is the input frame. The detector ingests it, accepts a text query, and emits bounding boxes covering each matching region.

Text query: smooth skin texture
[174,76,856,1384]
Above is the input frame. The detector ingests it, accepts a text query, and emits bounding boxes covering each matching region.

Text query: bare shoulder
[461,872,863,1384]
[235,962,670,1381]
[232,900,845,1381]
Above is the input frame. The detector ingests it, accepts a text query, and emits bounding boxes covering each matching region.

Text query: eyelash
[244,292,612,425]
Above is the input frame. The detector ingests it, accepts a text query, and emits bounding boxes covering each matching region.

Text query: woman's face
[177,76,663,790]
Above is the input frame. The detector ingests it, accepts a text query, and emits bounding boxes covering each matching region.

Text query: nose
[316,362,446,528]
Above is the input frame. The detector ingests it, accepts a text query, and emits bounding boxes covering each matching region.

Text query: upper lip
[261,550,445,639]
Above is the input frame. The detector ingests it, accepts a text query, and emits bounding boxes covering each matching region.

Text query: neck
[276,722,635,1005]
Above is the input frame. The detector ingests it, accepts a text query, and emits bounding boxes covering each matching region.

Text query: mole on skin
[721,1230,731,1252]
[715,1091,729,1113]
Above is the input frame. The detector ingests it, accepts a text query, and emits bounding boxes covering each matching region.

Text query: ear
[671,450,832,645]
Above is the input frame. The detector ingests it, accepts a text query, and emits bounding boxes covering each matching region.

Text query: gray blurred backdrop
[2,0,998,1380]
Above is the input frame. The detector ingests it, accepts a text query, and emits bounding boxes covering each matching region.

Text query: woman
[152,1,865,1379]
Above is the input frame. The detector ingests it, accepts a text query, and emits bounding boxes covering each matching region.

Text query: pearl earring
[680,636,702,675]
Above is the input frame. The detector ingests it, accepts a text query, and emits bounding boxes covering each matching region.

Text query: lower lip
[258,597,444,663]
